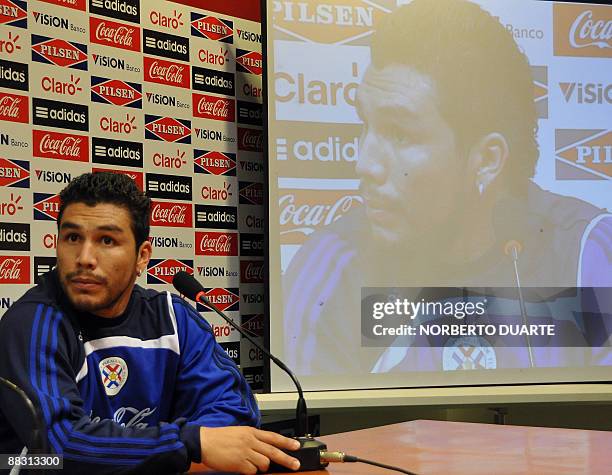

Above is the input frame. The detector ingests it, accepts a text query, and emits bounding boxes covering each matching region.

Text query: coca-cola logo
[192,93,235,122]
[569,10,611,50]
[150,200,193,228]
[195,231,238,256]
[238,127,263,152]
[33,130,89,162]
[0,92,28,123]
[555,4,612,58]
[144,57,189,89]
[38,0,86,12]
[91,167,143,190]
[279,192,363,244]
[0,256,29,283]
[90,16,140,52]
[240,260,264,284]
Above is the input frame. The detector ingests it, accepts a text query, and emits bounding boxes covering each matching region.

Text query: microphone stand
[506,242,535,368]
[0,377,47,454]
[173,272,328,472]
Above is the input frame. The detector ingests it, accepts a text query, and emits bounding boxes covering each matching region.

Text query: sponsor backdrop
[0,0,264,390]
[266,0,611,391]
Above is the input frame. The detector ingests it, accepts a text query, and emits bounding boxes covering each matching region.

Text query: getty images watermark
[360,287,612,348]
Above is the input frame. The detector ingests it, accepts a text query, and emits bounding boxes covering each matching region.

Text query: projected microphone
[172,271,328,472]
[0,377,47,454]
[504,240,534,368]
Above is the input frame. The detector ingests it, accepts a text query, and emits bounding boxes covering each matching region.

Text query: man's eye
[67,233,79,242]
[102,237,114,246]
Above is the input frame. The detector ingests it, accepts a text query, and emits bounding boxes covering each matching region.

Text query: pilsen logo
[0,256,29,284]
[241,314,264,338]
[195,231,238,256]
[554,3,612,58]
[33,130,89,162]
[147,258,193,285]
[236,49,262,76]
[240,260,264,284]
[272,0,389,45]
[31,35,88,70]
[0,0,27,29]
[0,158,29,188]
[92,167,143,190]
[194,150,236,176]
[90,16,140,52]
[0,92,28,123]
[144,56,190,89]
[532,66,548,120]
[192,93,235,122]
[38,0,86,12]
[33,192,60,221]
[190,13,233,43]
[239,181,264,206]
[91,76,142,108]
[238,127,263,153]
[145,115,191,144]
[555,129,611,180]
[150,200,193,228]
[280,189,363,244]
[200,288,239,312]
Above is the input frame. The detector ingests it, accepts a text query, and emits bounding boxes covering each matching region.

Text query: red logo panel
[33,130,89,162]
[0,256,29,284]
[144,56,190,89]
[91,168,144,191]
[0,92,28,123]
[195,231,238,256]
[192,93,235,122]
[38,0,86,11]
[90,16,140,52]
[150,200,193,228]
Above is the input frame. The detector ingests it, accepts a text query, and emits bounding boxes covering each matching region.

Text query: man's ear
[467,132,509,193]
[136,240,152,276]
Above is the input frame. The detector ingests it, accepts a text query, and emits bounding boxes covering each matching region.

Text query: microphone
[504,240,535,367]
[0,376,47,454]
[172,271,328,472]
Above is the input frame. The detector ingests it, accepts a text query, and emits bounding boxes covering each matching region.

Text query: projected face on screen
[270,0,612,388]
[355,64,464,246]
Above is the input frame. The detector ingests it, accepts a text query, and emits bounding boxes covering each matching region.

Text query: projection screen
[266,0,612,392]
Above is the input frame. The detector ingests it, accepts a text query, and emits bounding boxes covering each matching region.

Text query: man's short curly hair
[371,0,539,192]
[57,172,151,251]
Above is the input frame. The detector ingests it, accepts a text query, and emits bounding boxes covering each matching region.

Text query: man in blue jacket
[0,172,300,474]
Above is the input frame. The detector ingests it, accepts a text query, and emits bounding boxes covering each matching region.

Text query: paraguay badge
[442,337,497,371]
[99,357,129,396]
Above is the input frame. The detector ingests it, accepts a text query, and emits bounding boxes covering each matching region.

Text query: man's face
[356,64,466,246]
[56,202,150,318]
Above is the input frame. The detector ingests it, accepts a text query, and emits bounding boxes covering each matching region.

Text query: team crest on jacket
[99,357,129,396]
[442,337,497,370]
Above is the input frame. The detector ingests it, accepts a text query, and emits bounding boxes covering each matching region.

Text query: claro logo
[554,3,612,58]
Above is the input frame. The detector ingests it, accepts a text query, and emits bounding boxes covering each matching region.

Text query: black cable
[321,451,419,474]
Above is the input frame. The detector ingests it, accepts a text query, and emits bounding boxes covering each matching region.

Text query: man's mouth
[70,276,104,290]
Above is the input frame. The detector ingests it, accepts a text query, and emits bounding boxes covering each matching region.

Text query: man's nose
[76,241,97,269]
[356,128,386,185]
